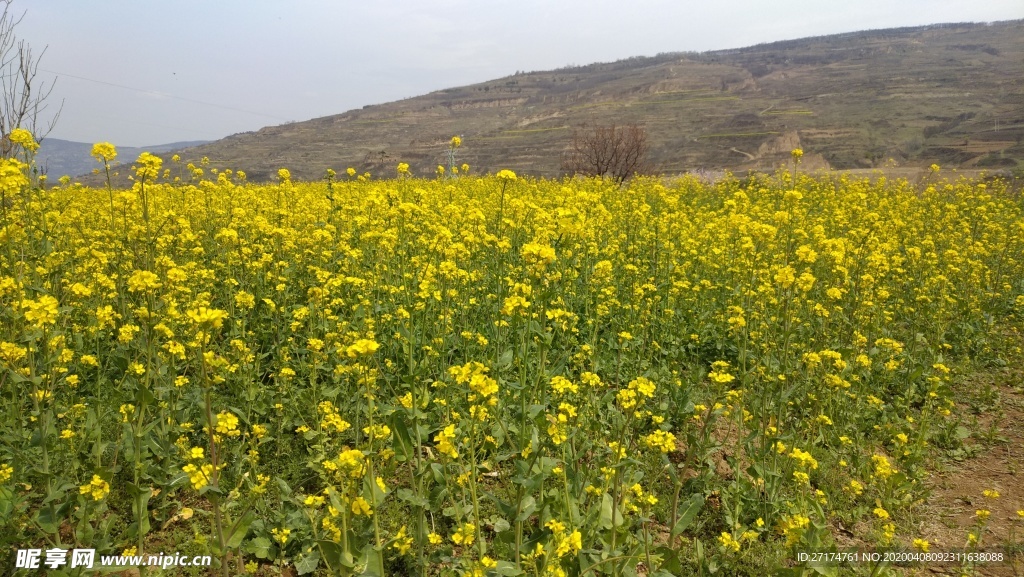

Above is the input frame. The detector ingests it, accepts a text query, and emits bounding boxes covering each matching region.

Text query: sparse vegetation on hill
[123,19,1024,182]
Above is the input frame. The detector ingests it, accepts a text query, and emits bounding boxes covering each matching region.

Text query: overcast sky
[16,0,1024,147]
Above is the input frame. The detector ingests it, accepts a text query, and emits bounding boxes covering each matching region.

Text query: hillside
[36,139,210,179]
[165,21,1024,180]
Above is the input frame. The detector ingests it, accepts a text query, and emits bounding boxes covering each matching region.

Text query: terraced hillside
[173,20,1023,180]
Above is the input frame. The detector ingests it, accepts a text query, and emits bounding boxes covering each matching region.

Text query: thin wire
[40,68,290,121]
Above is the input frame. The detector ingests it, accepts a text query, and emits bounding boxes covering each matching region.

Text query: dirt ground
[909,346,1024,577]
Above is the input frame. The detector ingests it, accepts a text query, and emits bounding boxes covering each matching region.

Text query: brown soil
[910,343,1024,576]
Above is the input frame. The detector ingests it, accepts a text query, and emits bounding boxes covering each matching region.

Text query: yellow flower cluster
[79,474,110,500]
[0,157,28,191]
[335,448,366,478]
[319,401,352,434]
[433,424,459,459]
[21,295,59,327]
[392,525,413,555]
[215,411,241,437]
[616,376,657,410]
[182,463,216,490]
[550,375,578,395]
[10,128,39,152]
[642,430,676,453]
[789,447,818,470]
[187,306,228,328]
[451,522,476,546]
[871,454,897,479]
[346,338,380,357]
[91,142,117,162]
[778,514,810,546]
[351,496,373,516]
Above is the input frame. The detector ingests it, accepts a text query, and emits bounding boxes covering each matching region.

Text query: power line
[40,68,290,121]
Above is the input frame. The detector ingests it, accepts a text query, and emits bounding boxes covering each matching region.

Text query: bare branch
[0,0,60,157]
[561,123,651,183]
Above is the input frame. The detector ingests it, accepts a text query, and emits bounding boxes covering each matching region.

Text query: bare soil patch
[912,343,1024,576]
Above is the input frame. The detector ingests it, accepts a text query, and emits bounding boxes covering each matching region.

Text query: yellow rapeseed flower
[10,128,39,152]
[452,522,476,546]
[79,474,110,501]
[91,142,117,162]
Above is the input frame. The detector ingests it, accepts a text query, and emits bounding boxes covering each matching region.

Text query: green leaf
[516,495,536,522]
[670,493,705,539]
[295,550,321,575]
[498,348,514,368]
[317,540,344,569]
[811,565,839,577]
[599,492,623,529]
[36,503,61,534]
[367,473,387,506]
[226,510,255,548]
[134,383,158,406]
[359,545,383,577]
[245,536,272,559]
[491,516,511,533]
[76,522,96,544]
[528,320,545,338]
[275,476,293,496]
[44,482,78,504]
[124,483,153,536]
[328,487,345,513]
[396,488,429,508]
[495,561,524,576]
[653,546,681,575]
[389,415,415,462]
[430,462,447,486]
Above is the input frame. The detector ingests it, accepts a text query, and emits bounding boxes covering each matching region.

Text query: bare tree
[561,123,650,183]
[0,0,61,156]
[363,149,390,171]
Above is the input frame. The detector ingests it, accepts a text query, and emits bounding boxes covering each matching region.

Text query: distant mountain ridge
[84,20,1024,181]
[36,139,209,179]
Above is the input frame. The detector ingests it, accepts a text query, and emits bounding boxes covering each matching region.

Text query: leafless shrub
[561,123,651,183]
[0,0,62,156]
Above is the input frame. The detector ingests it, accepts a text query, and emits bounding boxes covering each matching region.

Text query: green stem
[203,379,228,577]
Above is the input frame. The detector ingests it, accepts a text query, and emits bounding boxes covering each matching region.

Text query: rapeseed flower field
[1,135,1023,575]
